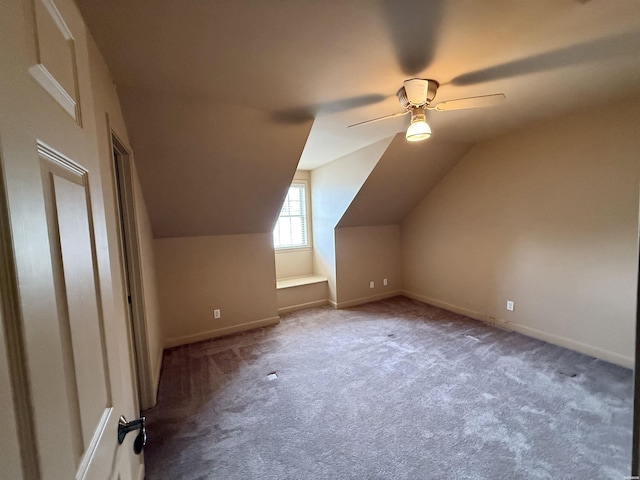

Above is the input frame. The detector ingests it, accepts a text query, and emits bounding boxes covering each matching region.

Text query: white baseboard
[336,290,401,309]
[402,290,633,369]
[164,316,281,349]
[498,320,633,368]
[402,291,485,321]
[278,299,329,314]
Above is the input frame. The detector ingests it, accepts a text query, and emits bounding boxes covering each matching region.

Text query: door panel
[40,149,113,475]
[54,173,109,450]
[0,0,140,478]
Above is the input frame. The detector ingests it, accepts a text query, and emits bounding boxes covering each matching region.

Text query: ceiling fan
[348,78,506,141]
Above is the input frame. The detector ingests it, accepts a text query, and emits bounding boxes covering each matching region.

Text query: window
[273,182,309,249]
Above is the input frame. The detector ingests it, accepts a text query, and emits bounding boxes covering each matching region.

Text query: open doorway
[112,134,154,411]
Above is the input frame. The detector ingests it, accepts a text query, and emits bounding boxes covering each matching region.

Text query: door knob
[118,415,147,454]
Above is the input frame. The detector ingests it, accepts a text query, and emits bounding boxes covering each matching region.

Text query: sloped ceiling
[118,89,312,237]
[338,135,472,227]
[76,0,640,237]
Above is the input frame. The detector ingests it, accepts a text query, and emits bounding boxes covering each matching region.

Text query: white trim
[276,275,327,289]
[503,319,633,368]
[136,462,145,480]
[76,407,112,480]
[402,290,634,369]
[336,290,402,309]
[28,0,82,124]
[111,132,156,411]
[38,140,87,175]
[402,291,485,321]
[164,316,281,349]
[150,347,163,408]
[39,0,74,41]
[29,64,77,119]
[274,245,312,254]
[278,299,329,314]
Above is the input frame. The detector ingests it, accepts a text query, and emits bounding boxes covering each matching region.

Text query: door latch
[117,415,147,454]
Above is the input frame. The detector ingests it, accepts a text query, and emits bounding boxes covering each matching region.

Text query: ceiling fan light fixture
[406,108,431,142]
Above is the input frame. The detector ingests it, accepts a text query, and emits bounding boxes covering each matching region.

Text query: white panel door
[0,0,141,478]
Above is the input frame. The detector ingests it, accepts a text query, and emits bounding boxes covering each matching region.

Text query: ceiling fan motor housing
[398,78,439,108]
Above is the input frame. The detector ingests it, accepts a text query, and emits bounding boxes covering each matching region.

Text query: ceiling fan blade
[347,110,409,128]
[431,93,506,112]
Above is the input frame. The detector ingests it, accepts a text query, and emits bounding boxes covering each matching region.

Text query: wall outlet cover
[506,301,514,312]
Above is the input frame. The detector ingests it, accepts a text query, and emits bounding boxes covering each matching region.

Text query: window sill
[276,275,328,290]
[274,246,312,254]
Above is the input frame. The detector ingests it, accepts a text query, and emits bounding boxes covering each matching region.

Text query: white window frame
[273,180,311,251]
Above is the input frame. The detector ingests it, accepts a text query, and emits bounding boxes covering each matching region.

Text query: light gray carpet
[144,296,632,479]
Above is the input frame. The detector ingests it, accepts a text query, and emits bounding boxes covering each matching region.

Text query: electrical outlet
[506,301,514,312]
[214,309,221,319]
[369,281,375,289]
[383,278,388,286]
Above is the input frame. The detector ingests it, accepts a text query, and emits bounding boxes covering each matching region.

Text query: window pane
[278,217,292,245]
[290,217,303,244]
[289,200,301,216]
[274,182,308,249]
[280,200,290,215]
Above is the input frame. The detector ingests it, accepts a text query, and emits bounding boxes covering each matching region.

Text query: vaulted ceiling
[77,0,640,238]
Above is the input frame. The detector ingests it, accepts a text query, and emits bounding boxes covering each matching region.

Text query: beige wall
[336,225,402,307]
[155,233,279,347]
[275,248,314,279]
[402,100,640,367]
[311,137,393,303]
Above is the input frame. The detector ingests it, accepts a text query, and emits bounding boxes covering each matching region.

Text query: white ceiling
[76,0,640,235]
